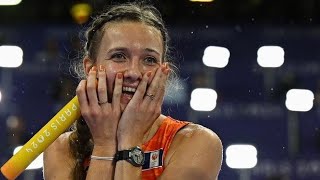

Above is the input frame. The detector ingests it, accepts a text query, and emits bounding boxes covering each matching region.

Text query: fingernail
[164,68,170,75]
[91,66,97,72]
[117,73,123,79]
[147,71,152,77]
[99,65,105,72]
[161,65,166,72]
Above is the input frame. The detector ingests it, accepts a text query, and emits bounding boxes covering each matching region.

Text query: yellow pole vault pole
[1,96,81,180]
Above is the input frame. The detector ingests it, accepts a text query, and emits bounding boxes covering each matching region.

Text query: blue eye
[144,56,158,65]
[111,53,126,61]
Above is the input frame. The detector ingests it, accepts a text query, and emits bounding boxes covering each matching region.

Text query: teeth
[122,87,136,93]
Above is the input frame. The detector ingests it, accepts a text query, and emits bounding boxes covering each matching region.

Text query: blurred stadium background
[1,0,320,179]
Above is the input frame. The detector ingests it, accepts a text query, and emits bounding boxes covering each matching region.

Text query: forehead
[100,21,163,53]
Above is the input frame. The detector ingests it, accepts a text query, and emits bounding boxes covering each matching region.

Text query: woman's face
[85,21,164,111]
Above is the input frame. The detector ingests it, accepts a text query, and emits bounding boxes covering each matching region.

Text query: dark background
[1,0,320,180]
[1,0,320,25]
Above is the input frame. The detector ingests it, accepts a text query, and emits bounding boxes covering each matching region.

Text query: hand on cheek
[117,63,170,148]
[76,65,123,147]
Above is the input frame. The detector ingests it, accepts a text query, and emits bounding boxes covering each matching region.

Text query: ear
[83,56,94,76]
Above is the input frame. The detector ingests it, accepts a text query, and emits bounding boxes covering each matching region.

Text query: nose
[123,58,143,82]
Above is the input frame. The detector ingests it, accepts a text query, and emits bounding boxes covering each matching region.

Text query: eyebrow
[107,47,161,56]
[107,47,127,54]
[145,48,160,56]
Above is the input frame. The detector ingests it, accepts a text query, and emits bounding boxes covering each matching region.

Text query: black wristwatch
[116,146,145,167]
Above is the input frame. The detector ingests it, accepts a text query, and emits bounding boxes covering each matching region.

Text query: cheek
[146,67,159,84]
[105,64,120,92]
[107,72,116,90]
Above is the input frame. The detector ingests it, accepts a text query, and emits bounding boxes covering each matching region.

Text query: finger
[76,80,89,106]
[97,65,108,104]
[145,64,166,99]
[111,73,123,109]
[76,80,89,112]
[154,65,170,102]
[86,66,99,105]
[132,71,152,101]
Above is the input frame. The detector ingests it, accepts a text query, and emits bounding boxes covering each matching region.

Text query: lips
[122,86,136,93]
[122,86,137,103]
[121,86,137,103]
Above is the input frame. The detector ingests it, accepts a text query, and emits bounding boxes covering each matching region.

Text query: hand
[76,65,123,146]
[117,64,170,148]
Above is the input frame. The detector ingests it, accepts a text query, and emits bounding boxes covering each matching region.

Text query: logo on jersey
[142,149,164,170]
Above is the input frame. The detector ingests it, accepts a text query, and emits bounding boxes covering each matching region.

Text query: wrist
[92,144,117,156]
[117,141,142,151]
[115,146,145,167]
[93,136,117,146]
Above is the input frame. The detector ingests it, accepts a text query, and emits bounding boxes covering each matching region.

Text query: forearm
[114,142,142,180]
[114,161,142,179]
[86,145,116,180]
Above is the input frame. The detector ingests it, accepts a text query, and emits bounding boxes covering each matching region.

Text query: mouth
[122,86,137,96]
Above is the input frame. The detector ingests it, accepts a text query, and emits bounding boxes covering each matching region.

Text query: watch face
[131,148,145,165]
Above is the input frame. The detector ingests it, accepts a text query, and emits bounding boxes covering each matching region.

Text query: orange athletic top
[83,116,189,180]
[141,117,189,179]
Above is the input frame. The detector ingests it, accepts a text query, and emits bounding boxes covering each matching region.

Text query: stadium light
[13,146,43,170]
[0,0,21,5]
[226,144,258,169]
[0,90,2,103]
[257,46,284,67]
[285,89,314,112]
[0,45,23,68]
[190,0,214,2]
[190,88,217,111]
[70,3,92,24]
[202,46,230,68]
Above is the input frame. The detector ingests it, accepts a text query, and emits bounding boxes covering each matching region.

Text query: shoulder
[45,131,72,155]
[166,117,220,143]
[173,123,222,152]
[43,131,74,179]
[163,123,223,179]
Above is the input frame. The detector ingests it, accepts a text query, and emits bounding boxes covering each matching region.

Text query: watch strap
[115,146,145,167]
[116,149,131,161]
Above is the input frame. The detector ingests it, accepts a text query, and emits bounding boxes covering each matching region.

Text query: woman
[43,2,222,180]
